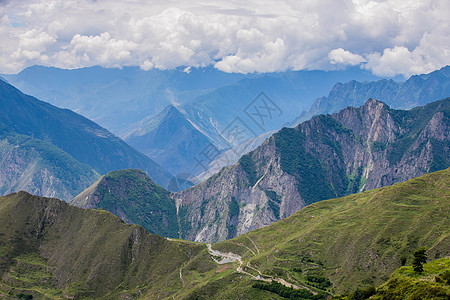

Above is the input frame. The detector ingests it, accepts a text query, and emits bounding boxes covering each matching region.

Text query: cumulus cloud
[329,48,366,66]
[0,0,448,77]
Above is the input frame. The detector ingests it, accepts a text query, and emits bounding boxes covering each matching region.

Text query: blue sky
[0,0,449,76]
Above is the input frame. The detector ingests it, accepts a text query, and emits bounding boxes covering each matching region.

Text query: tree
[412,247,427,273]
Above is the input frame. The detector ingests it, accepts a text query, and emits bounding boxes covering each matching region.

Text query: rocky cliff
[174,98,449,242]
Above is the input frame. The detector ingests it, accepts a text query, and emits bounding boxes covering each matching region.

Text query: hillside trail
[206,244,316,293]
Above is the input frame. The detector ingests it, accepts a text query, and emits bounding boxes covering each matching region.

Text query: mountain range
[3,65,385,135]
[72,97,450,243]
[122,66,450,180]
[173,97,449,242]
[292,65,450,126]
[6,66,448,183]
[0,79,173,199]
[3,66,386,179]
[0,168,448,298]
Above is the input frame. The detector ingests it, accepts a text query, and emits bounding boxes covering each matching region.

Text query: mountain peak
[70,169,178,238]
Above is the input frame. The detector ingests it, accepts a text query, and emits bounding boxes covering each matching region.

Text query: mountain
[123,105,213,176]
[3,66,385,181]
[173,98,450,242]
[1,169,448,298]
[292,65,450,126]
[0,126,99,201]
[2,65,249,134]
[0,191,209,299]
[121,67,444,182]
[0,79,173,189]
[191,130,275,184]
[177,69,384,150]
[70,169,178,238]
[207,168,449,296]
[3,65,384,135]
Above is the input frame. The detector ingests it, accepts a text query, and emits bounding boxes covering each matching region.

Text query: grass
[0,168,448,298]
[216,168,450,294]
[370,257,450,300]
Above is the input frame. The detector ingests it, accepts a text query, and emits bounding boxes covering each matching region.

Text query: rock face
[174,98,450,242]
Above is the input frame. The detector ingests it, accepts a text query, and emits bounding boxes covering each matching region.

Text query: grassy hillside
[70,169,178,238]
[370,257,450,300]
[0,169,448,299]
[211,168,449,294]
[0,191,284,299]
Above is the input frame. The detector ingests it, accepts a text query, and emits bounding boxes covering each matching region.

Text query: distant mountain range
[3,66,387,178]
[3,65,385,134]
[292,65,450,126]
[1,168,448,298]
[4,66,448,184]
[0,79,173,199]
[71,98,450,243]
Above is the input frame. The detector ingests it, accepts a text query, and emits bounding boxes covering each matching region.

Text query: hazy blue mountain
[3,65,385,136]
[292,65,450,126]
[123,105,213,176]
[3,65,249,133]
[0,80,173,189]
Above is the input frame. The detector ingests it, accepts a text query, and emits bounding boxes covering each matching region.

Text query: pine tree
[412,247,427,273]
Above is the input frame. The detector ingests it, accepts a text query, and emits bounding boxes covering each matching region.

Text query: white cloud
[0,0,448,76]
[329,48,366,66]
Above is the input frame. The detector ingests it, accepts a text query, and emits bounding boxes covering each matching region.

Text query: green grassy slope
[370,257,450,300]
[211,168,449,295]
[0,192,200,299]
[70,169,178,238]
[0,169,448,299]
[0,191,278,299]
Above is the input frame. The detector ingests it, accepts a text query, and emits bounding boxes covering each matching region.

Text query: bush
[306,275,332,290]
[252,281,327,299]
[349,286,376,300]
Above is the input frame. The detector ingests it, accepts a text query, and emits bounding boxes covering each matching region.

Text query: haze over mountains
[3,66,387,178]
[4,66,447,182]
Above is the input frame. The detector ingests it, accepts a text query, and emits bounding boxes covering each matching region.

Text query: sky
[0,0,449,77]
